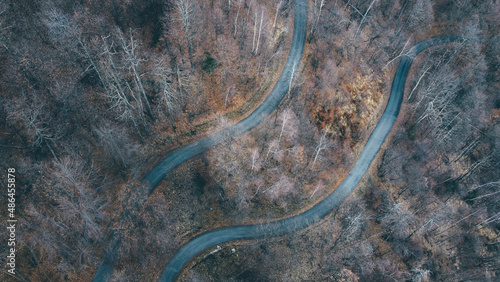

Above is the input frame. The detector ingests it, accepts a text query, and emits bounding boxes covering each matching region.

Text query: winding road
[93,1,307,281]
[158,35,461,281]
[94,0,461,280]
[144,0,308,192]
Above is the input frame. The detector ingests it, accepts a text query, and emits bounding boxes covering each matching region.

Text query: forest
[0,0,498,281]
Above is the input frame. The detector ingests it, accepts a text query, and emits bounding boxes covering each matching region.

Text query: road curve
[144,0,308,193]
[158,35,462,281]
[93,1,307,281]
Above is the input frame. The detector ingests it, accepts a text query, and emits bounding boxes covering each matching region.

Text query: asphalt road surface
[93,0,460,279]
[158,35,461,281]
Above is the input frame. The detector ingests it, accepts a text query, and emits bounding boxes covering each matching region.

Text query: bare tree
[118,28,154,121]
[175,0,195,62]
[272,0,283,36]
[378,146,406,182]
[408,203,451,239]
[277,108,298,146]
[209,118,239,194]
[93,123,140,168]
[336,198,370,244]
[262,174,296,202]
[411,64,462,147]
[455,154,493,182]
[309,0,325,41]
[383,38,412,70]
[154,58,180,129]
[42,6,106,88]
[467,181,500,201]
[288,61,298,98]
[250,147,261,174]
[42,7,152,134]
[233,0,242,38]
[46,156,107,240]
[99,34,145,133]
[252,9,258,53]
[173,63,193,105]
[278,109,289,145]
[254,8,266,54]
[311,125,331,170]
[380,202,415,240]
[395,0,434,37]
[42,6,80,48]
[6,92,59,159]
[27,156,108,270]
[353,0,376,41]
[411,268,431,282]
